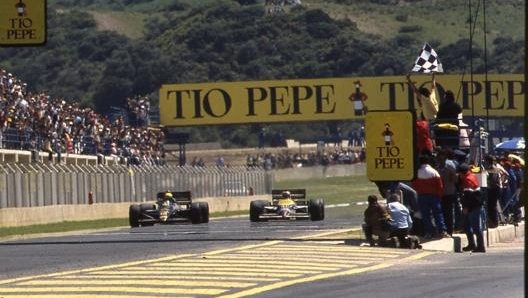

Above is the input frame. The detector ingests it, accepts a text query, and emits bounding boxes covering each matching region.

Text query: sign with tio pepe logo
[159,74,524,127]
[365,110,416,181]
[0,0,46,46]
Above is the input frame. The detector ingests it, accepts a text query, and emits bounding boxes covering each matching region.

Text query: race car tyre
[139,203,156,226]
[140,203,156,211]
[309,199,325,221]
[200,202,210,223]
[190,202,203,224]
[129,204,141,227]
[249,200,267,222]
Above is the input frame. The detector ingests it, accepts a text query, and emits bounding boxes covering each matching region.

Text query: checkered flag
[411,42,444,73]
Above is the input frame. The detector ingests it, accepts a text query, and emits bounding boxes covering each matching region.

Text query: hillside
[1,0,524,148]
[52,0,525,48]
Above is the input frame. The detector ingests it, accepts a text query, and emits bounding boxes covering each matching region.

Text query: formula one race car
[249,189,324,222]
[129,191,209,227]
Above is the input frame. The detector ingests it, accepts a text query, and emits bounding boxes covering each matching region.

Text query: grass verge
[0,219,128,239]
[274,175,379,205]
[0,211,248,239]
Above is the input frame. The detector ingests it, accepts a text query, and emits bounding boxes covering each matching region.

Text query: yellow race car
[249,189,324,222]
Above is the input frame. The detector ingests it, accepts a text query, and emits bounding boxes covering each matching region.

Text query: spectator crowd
[1,68,368,170]
[0,68,165,166]
[244,147,366,170]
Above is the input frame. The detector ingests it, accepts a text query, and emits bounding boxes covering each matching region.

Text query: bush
[395,14,408,22]
[399,25,422,33]
[234,0,258,4]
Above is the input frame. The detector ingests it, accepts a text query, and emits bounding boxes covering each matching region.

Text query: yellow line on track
[147,260,340,270]
[201,240,284,255]
[116,266,320,274]
[250,246,409,255]
[81,269,302,278]
[0,295,191,298]
[0,254,194,285]
[0,286,227,295]
[210,252,378,263]
[58,274,281,282]
[233,249,402,260]
[217,251,437,298]
[272,243,410,253]
[293,228,361,239]
[18,279,255,288]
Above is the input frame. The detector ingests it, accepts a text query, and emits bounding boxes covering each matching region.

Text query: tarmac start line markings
[0,231,437,298]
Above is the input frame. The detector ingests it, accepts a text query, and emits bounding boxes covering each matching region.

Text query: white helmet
[282,191,291,198]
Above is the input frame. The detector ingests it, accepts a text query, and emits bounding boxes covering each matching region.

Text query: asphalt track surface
[0,208,438,298]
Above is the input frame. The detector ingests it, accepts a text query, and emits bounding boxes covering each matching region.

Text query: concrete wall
[0,149,120,165]
[0,163,367,227]
[272,163,366,182]
[0,195,267,227]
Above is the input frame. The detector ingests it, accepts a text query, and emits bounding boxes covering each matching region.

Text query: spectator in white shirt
[388,193,414,247]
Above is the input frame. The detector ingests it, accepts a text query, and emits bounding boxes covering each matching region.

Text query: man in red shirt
[458,164,485,253]
[411,155,450,239]
[416,113,434,155]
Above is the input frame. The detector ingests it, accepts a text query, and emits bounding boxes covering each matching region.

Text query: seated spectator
[362,195,392,247]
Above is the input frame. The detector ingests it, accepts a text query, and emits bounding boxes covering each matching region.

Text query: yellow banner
[365,111,416,181]
[159,74,524,126]
[0,0,47,45]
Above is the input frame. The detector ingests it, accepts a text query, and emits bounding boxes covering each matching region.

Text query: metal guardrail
[0,164,272,209]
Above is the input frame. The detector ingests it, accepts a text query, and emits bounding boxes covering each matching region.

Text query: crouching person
[363,195,392,246]
[387,193,422,248]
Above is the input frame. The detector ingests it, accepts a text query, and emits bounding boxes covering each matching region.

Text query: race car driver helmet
[164,192,173,200]
[282,191,291,198]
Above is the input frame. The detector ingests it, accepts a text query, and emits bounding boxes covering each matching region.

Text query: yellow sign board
[365,111,416,181]
[0,0,46,45]
[159,74,524,126]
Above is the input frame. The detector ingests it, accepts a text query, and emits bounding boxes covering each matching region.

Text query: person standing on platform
[411,155,450,239]
[458,164,485,253]
[435,90,462,149]
[406,73,438,121]
[437,149,462,236]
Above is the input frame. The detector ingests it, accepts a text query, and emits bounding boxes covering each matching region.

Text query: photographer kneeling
[387,193,421,249]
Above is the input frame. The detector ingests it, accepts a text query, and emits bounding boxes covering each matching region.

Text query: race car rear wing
[156,191,192,205]
[271,189,307,204]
